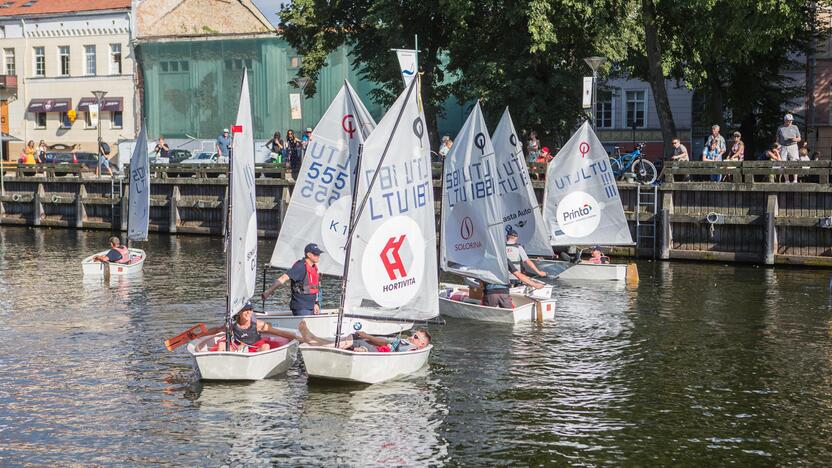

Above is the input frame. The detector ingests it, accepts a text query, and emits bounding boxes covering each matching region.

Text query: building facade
[0,0,136,160]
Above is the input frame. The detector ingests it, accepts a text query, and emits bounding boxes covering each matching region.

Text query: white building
[0,0,135,160]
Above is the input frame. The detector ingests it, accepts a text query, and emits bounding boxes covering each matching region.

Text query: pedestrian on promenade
[776,114,801,183]
[21,140,35,165]
[37,140,47,163]
[704,125,726,160]
[798,141,810,161]
[438,135,453,161]
[285,129,303,182]
[766,143,782,183]
[302,127,312,152]
[261,243,323,316]
[154,136,171,162]
[527,131,540,163]
[266,131,284,163]
[726,132,744,161]
[216,128,232,162]
[99,141,113,177]
[671,138,689,161]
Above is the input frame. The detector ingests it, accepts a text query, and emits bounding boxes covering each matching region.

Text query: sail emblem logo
[362,216,426,307]
[342,114,356,139]
[380,235,408,280]
[579,141,590,158]
[556,191,601,238]
[460,217,474,240]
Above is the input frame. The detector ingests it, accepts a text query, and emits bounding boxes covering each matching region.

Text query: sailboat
[258,81,411,337]
[437,102,555,323]
[187,71,298,380]
[300,76,438,384]
[81,128,147,277]
[539,121,638,282]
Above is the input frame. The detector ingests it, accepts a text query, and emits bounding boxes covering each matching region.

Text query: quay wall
[1,162,831,267]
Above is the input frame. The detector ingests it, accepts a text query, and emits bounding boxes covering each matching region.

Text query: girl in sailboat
[203,302,299,353]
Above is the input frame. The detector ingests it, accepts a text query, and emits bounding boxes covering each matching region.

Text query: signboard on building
[289,93,302,120]
[89,104,100,128]
[582,77,593,109]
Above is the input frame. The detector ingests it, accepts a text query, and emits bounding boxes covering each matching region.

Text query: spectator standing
[704,125,726,160]
[301,127,313,152]
[216,128,232,162]
[776,114,801,183]
[37,140,47,163]
[99,141,113,177]
[285,129,303,182]
[21,140,35,164]
[533,146,553,180]
[726,132,744,161]
[438,136,453,161]
[266,131,284,163]
[670,138,689,161]
[154,136,171,161]
[766,143,782,182]
[798,141,810,161]
[71,144,81,164]
[527,131,540,163]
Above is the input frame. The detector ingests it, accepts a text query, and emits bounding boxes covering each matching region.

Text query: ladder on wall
[635,184,658,258]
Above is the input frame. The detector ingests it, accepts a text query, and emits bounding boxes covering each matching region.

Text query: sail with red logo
[299,76,437,384]
[491,108,551,256]
[269,81,376,276]
[542,121,633,247]
[440,101,510,285]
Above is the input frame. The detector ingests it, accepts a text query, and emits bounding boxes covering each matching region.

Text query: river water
[2,226,832,465]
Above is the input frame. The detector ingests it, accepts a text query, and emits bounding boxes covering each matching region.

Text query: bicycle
[608,143,657,184]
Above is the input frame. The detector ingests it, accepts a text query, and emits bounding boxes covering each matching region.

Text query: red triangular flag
[231,125,243,134]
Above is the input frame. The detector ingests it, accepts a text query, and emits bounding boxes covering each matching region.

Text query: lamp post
[92,90,107,178]
[292,76,310,134]
[583,56,606,129]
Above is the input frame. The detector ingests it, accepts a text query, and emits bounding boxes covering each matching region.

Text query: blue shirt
[105,249,123,262]
[287,260,318,311]
[216,134,232,157]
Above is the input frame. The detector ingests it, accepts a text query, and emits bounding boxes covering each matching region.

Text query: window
[289,56,301,68]
[109,43,122,74]
[59,111,71,128]
[160,60,189,73]
[34,112,46,129]
[84,111,93,128]
[625,90,646,128]
[224,58,251,70]
[84,45,96,76]
[58,45,70,76]
[595,92,613,128]
[33,46,44,77]
[4,48,15,75]
[110,111,122,129]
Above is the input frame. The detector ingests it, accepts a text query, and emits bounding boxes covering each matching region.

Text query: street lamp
[292,76,310,133]
[583,56,606,128]
[92,90,107,178]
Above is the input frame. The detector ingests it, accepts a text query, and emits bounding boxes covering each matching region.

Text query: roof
[0,0,131,17]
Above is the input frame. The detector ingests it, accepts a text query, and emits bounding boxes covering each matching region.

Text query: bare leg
[298,320,353,348]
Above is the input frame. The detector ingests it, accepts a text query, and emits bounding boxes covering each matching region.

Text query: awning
[27,98,72,113]
[77,97,124,112]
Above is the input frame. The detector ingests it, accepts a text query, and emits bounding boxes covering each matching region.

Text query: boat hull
[537,259,628,282]
[187,334,299,381]
[255,308,413,336]
[300,344,432,384]
[438,283,555,324]
[81,249,146,277]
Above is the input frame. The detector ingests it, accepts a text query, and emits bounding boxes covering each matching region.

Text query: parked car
[150,148,192,164]
[181,151,220,164]
[45,151,98,169]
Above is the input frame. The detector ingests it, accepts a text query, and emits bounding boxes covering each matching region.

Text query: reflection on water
[2,227,832,465]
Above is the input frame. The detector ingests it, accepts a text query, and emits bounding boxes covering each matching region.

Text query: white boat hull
[255,308,413,336]
[300,344,432,384]
[438,283,556,324]
[187,333,299,381]
[537,259,629,282]
[81,249,146,277]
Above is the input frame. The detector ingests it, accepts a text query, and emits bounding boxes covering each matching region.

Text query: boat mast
[224,128,235,352]
[334,77,419,346]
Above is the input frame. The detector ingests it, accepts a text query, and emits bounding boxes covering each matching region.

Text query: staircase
[635,184,658,258]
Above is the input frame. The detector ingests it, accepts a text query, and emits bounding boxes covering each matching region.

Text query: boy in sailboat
[505,228,547,280]
[203,302,299,353]
[298,321,431,352]
[261,243,323,316]
[92,236,130,264]
[585,246,611,264]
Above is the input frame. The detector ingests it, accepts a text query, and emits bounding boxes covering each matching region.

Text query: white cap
[223,128,229,133]
[784,114,793,121]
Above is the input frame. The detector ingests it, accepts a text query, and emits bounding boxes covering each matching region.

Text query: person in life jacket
[92,236,131,264]
[505,228,547,284]
[586,245,611,264]
[204,302,300,353]
[261,243,323,316]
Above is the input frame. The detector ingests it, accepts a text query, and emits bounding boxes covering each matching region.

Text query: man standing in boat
[261,243,323,316]
[505,228,547,281]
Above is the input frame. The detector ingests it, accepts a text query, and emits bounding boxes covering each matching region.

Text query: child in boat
[298,321,431,352]
[205,302,299,353]
[585,246,610,264]
[92,236,130,264]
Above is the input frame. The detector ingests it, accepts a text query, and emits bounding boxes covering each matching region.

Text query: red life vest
[305,262,320,294]
[114,246,131,264]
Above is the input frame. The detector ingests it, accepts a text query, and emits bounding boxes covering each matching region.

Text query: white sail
[228,71,258,315]
[270,82,376,275]
[127,126,149,242]
[491,108,551,256]
[343,77,438,321]
[440,102,509,284]
[542,121,633,246]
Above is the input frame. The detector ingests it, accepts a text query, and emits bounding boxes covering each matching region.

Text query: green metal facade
[138,37,465,140]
